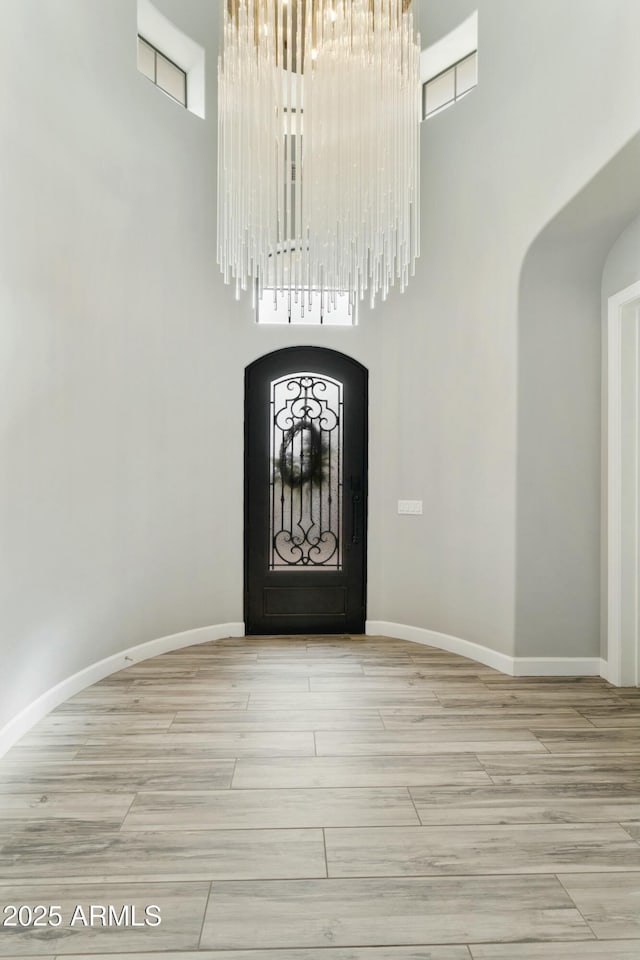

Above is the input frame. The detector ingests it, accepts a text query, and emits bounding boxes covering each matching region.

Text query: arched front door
[245,347,368,634]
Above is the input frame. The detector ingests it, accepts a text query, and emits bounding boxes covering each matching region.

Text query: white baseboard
[0,622,244,760]
[1,619,610,759]
[511,656,608,678]
[366,620,607,679]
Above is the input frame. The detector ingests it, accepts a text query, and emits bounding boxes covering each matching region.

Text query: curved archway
[516,132,640,663]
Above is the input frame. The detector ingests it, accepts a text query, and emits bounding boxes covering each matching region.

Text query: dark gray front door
[245,347,368,634]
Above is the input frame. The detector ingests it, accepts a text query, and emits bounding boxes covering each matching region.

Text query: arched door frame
[244,346,368,635]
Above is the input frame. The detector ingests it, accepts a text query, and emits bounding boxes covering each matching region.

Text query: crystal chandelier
[217,0,421,312]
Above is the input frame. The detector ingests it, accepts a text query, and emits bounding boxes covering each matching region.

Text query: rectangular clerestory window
[423,50,478,119]
[257,289,355,326]
[137,35,187,108]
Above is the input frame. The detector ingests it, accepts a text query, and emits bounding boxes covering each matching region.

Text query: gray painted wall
[1,0,640,732]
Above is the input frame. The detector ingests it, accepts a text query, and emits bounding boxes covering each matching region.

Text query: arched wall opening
[516,132,640,662]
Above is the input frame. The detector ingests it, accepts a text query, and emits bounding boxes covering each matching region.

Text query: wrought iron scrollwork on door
[270,373,343,569]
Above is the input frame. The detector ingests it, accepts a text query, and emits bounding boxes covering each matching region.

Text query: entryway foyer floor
[0,635,639,959]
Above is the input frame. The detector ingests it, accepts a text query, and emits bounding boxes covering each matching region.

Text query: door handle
[351,476,362,544]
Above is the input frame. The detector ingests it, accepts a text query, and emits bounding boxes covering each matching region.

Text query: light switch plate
[398,499,423,516]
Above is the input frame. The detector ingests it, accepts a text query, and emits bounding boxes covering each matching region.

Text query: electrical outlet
[398,499,423,516]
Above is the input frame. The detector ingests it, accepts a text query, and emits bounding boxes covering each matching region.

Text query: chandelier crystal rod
[218,0,421,311]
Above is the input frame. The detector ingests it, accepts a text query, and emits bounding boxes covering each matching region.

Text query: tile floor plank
[54,695,250,711]
[0,760,235,794]
[362,667,487,679]
[0,825,326,883]
[380,710,593,730]
[131,676,312,691]
[1,747,81,763]
[537,731,640,754]
[621,822,640,840]
[478,754,640,785]
[470,943,640,959]
[0,882,209,956]
[200,876,592,949]
[579,709,640,728]
[324,823,640,877]
[76,731,315,760]
[64,949,472,960]
[309,678,485,693]
[170,709,384,732]
[13,734,89,748]
[195,660,366,676]
[232,756,492,789]
[558,872,640,939]
[315,731,546,756]
[121,787,419,830]
[33,715,176,734]
[438,694,624,708]
[249,692,441,708]
[0,793,135,822]
[408,783,640,825]
[104,667,198,680]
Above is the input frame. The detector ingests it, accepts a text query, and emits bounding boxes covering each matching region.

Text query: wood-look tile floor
[0,635,639,959]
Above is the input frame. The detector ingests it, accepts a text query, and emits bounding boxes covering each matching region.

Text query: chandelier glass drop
[217,0,421,312]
